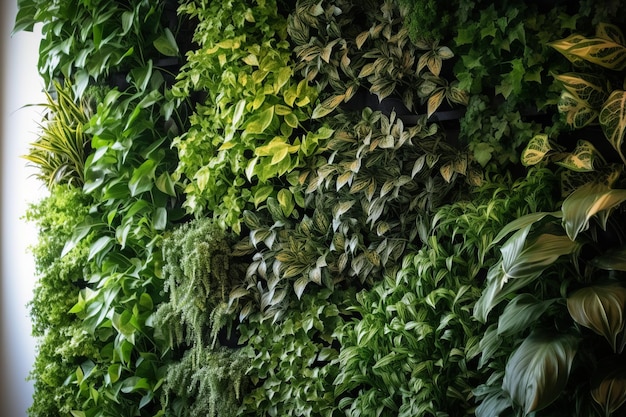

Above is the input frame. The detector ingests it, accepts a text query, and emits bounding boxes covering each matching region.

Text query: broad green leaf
[253,184,274,207]
[277,189,295,217]
[521,134,552,166]
[561,182,626,241]
[600,90,626,163]
[555,140,599,172]
[88,236,114,262]
[155,172,176,196]
[491,211,561,247]
[550,33,626,70]
[503,331,578,414]
[567,283,626,352]
[498,294,557,337]
[153,28,179,57]
[129,159,156,196]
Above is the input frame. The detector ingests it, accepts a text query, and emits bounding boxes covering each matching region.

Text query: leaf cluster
[334,167,559,417]
[171,0,328,233]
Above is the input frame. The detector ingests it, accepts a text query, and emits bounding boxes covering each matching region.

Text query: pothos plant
[171,0,330,234]
[473,23,626,417]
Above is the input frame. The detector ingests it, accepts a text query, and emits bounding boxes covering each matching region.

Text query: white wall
[1,1,44,416]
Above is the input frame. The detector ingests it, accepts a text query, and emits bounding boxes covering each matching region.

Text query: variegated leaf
[522,134,553,166]
[555,140,599,172]
[549,33,626,70]
[600,90,626,162]
[555,72,609,109]
[558,91,598,129]
[596,22,626,45]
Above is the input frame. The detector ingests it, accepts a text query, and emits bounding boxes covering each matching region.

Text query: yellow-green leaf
[555,72,609,109]
[245,106,275,134]
[555,140,599,172]
[522,134,553,166]
[312,94,345,119]
[427,89,446,118]
[600,90,626,162]
[596,22,626,45]
[550,33,626,70]
[558,91,598,129]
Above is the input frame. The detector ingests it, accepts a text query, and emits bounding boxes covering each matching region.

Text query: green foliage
[171,0,326,232]
[14,0,177,95]
[334,167,559,417]
[229,109,474,322]
[460,95,543,168]
[397,0,453,43]
[161,347,250,417]
[156,217,246,349]
[25,81,91,188]
[238,287,356,417]
[289,0,467,118]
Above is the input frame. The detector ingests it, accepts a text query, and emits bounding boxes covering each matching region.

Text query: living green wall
[16,0,626,416]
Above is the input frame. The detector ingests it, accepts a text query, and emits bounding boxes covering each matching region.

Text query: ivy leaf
[503,330,578,415]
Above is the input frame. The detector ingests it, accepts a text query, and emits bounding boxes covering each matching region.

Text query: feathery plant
[25,80,90,188]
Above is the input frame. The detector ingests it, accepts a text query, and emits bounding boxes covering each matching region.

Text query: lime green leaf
[155,172,176,196]
[567,283,626,352]
[245,106,275,135]
[503,331,578,414]
[277,189,295,217]
[562,182,626,241]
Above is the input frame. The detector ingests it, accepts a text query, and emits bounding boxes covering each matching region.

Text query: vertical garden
[14,0,626,416]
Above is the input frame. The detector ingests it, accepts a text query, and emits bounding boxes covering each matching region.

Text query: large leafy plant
[474,25,626,414]
[334,167,559,417]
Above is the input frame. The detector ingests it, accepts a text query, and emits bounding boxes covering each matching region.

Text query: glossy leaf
[567,283,626,352]
[153,28,179,56]
[503,331,578,415]
[592,246,626,271]
[596,22,626,46]
[498,294,557,337]
[558,91,598,129]
[555,73,609,110]
[561,182,626,241]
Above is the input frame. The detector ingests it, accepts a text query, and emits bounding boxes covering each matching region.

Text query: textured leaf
[596,22,626,45]
[550,34,626,70]
[567,283,626,352]
[503,331,578,414]
[556,73,609,110]
[312,94,345,119]
[600,90,626,162]
[558,91,598,129]
[561,182,626,241]
[521,134,552,166]
[555,140,599,172]
[427,89,446,118]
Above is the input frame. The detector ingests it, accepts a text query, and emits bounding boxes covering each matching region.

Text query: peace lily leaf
[522,134,553,166]
[503,330,578,415]
[555,140,599,172]
[599,90,626,163]
[549,34,626,70]
[476,231,579,322]
[567,283,626,352]
[561,182,626,241]
[591,358,626,415]
[491,211,561,247]
[498,294,557,337]
[592,246,626,271]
